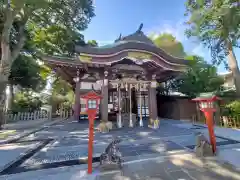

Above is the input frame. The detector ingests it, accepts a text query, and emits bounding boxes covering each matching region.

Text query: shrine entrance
[109,78,150,127]
[108,85,149,127]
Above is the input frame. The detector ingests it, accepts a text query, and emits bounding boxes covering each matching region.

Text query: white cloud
[146,19,188,42]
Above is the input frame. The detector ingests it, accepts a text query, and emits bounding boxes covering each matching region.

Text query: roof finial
[118,33,122,40]
[136,23,143,33]
[115,33,122,42]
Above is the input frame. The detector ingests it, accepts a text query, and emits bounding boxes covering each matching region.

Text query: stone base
[99,163,121,172]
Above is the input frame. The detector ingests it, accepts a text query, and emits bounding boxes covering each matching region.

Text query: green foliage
[26,0,94,56]
[151,33,186,58]
[87,40,98,47]
[12,92,43,113]
[225,100,240,116]
[9,55,46,91]
[52,77,72,96]
[49,77,74,112]
[170,56,224,97]
[150,32,223,97]
[185,0,240,97]
[31,25,86,56]
[185,0,240,64]
[1,0,95,58]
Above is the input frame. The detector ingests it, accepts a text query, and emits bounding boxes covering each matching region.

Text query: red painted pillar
[88,119,94,174]
[87,110,96,174]
[204,111,217,153]
[74,80,81,120]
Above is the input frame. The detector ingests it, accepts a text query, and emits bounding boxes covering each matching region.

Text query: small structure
[80,90,102,174]
[192,92,221,154]
[42,24,190,127]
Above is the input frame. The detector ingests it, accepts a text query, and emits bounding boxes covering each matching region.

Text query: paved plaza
[0,119,239,179]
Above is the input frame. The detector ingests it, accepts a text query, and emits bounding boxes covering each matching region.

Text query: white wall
[80,81,102,90]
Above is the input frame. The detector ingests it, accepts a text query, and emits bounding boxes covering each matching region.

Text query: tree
[49,77,74,113]
[87,40,98,47]
[12,91,43,113]
[170,56,224,97]
[151,33,186,58]
[185,0,240,96]
[0,0,95,127]
[9,55,46,91]
[6,55,47,111]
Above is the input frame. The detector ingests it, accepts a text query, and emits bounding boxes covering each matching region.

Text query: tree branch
[10,28,26,62]
[11,9,33,62]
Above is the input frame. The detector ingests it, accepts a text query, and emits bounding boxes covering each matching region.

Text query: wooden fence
[192,114,240,129]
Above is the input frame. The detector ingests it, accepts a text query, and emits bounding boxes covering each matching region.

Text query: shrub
[225,100,240,116]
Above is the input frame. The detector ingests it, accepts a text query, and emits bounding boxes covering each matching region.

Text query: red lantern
[81,90,102,174]
[192,93,221,154]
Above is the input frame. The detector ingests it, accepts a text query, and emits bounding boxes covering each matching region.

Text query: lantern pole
[199,101,217,154]
[81,91,101,174]
[203,110,217,153]
[88,112,94,174]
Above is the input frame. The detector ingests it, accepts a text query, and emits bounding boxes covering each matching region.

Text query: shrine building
[42,24,190,127]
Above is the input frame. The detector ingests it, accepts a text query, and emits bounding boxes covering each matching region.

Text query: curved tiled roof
[75,41,189,65]
[75,24,188,66]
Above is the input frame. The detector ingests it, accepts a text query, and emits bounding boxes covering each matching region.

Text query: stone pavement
[95,153,240,180]
[0,119,239,179]
[1,153,239,180]
[0,118,65,144]
[167,119,240,170]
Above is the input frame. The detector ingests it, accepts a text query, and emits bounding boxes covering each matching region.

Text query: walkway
[0,119,239,179]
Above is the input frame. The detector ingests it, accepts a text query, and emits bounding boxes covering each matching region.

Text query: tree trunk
[0,75,8,129]
[226,41,240,97]
[6,84,14,112]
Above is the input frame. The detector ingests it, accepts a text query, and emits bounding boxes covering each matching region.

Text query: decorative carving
[79,53,92,63]
[152,74,156,80]
[151,81,157,88]
[73,69,80,82]
[104,71,108,77]
[111,64,145,71]
[128,52,151,60]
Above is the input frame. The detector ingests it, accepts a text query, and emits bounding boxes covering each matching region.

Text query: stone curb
[0,118,67,145]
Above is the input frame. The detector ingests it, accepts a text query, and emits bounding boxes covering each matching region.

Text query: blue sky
[83,0,240,73]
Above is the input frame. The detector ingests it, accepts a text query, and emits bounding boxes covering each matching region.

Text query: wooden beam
[56,67,75,85]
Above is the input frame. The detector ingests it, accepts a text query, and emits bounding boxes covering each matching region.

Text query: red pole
[203,111,217,153]
[88,119,94,174]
